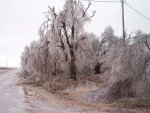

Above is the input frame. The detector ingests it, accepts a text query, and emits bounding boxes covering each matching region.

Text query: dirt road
[0,70,112,113]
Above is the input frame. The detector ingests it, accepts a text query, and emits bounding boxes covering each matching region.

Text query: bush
[84,43,150,103]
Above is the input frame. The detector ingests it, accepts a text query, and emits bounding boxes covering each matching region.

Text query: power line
[84,0,150,23]
[83,0,120,3]
[125,2,150,23]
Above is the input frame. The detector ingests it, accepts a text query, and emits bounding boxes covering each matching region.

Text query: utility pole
[83,0,126,41]
[121,0,126,41]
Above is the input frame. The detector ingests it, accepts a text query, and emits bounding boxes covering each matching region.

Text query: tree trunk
[70,46,77,81]
[145,41,150,50]
[62,22,77,80]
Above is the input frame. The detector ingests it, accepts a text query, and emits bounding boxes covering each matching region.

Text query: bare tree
[46,0,95,80]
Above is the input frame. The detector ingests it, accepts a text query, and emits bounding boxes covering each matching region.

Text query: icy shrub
[85,43,150,103]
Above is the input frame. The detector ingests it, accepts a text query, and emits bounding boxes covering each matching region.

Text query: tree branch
[48,6,57,18]
[144,41,150,50]
[72,36,87,45]
[77,43,93,59]
[82,1,92,18]
[89,10,96,18]
[62,22,71,47]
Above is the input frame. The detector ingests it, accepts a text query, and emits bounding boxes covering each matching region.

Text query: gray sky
[0,0,150,67]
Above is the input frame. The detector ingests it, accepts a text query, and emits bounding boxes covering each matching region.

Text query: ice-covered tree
[129,30,150,50]
[21,46,29,70]
[46,0,95,80]
[101,26,120,47]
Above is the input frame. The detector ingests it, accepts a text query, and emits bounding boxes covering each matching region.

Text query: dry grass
[24,84,150,113]
[110,98,150,109]
[61,86,98,101]
[43,75,102,93]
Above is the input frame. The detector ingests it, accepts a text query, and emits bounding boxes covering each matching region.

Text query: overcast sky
[0,0,150,67]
